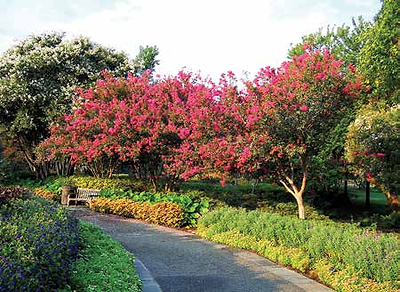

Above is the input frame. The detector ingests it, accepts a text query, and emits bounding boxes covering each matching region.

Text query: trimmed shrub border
[197,207,399,292]
[90,197,185,227]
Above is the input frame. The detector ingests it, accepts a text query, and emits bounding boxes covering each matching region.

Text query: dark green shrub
[257,201,330,220]
[181,190,227,210]
[181,180,290,209]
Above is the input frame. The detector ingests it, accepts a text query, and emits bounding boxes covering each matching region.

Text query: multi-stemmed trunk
[279,173,307,219]
[278,156,308,219]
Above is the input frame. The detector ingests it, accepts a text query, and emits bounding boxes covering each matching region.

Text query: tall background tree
[0,32,159,179]
[288,16,371,66]
[345,104,400,211]
[345,0,400,211]
[357,0,399,104]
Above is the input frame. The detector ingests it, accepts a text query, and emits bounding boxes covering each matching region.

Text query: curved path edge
[69,207,333,292]
[135,258,163,292]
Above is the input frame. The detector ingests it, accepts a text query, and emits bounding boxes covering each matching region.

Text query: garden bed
[197,207,400,292]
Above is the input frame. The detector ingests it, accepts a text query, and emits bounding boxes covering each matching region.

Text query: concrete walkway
[69,207,333,292]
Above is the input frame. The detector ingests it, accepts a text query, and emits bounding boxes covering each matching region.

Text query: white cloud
[0,0,381,82]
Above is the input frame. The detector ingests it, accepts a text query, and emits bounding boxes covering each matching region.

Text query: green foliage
[99,189,209,227]
[0,194,79,291]
[12,176,70,195]
[288,16,371,66]
[181,180,288,209]
[133,45,160,77]
[14,175,148,194]
[346,103,400,209]
[198,207,399,291]
[90,198,185,227]
[68,175,148,192]
[0,33,159,178]
[61,221,141,292]
[257,201,329,221]
[357,0,400,103]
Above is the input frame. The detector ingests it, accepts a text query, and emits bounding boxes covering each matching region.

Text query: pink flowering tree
[36,122,75,176]
[251,49,364,219]
[43,71,218,190]
[346,104,400,211]
[175,72,269,185]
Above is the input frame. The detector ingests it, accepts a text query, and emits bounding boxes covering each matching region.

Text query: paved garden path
[69,207,333,292]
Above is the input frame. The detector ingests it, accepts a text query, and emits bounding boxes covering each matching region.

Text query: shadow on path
[70,207,332,292]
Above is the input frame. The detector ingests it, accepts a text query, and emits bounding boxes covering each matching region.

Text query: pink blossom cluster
[42,48,365,184]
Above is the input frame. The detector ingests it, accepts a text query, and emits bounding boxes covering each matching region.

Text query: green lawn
[348,185,393,216]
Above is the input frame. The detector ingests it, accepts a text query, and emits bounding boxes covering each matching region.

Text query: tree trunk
[368,179,400,212]
[365,181,370,209]
[56,157,74,176]
[344,167,348,197]
[251,178,259,194]
[382,188,400,212]
[35,162,50,180]
[295,195,305,219]
[279,174,307,219]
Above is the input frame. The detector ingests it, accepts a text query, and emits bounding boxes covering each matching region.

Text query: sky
[0,0,381,81]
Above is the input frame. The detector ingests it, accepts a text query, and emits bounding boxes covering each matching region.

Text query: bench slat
[67,187,100,206]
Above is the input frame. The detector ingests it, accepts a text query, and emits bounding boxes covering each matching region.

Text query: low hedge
[90,197,185,227]
[68,176,148,192]
[33,187,60,202]
[99,189,209,226]
[60,221,141,292]
[0,187,79,291]
[13,175,148,195]
[198,207,399,292]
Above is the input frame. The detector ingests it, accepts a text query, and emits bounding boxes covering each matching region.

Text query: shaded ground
[69,207,332,292]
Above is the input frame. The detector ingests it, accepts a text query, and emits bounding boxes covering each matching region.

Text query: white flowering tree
[0,32,158,179]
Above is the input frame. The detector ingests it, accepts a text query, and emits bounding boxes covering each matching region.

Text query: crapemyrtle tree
[254,48,365,219]
[0,32,159,179]
[176,49,364,219]
[288,18,372,198]
[44,71,217,190]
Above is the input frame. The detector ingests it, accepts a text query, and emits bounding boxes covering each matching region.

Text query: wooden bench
[67,188,100,206]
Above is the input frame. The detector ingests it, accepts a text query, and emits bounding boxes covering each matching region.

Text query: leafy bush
[181,190,228,210]
[90,198,185,227]
[68,176,148,192]
[10,176,69,196]
[257,201,330,220]
[99,189,209,226]
[0,195,79,291]
[33,187,60,202]
[198,207,399,291]
[41,177,71,195]
[0,186,31,206]
[60,221,141,292]
[181,180,290,209]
